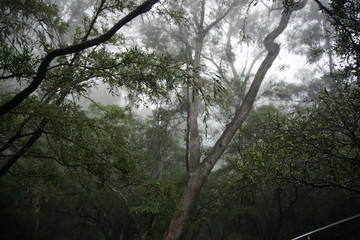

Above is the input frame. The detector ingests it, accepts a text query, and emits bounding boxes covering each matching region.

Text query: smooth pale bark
[0,0,159,118]
[164,1,308,239]
[30,183,42,240]
[322,18,334,74]
[186,0,240,175]
[187,32,204,174]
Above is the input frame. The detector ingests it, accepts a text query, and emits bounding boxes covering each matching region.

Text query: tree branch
[0,119,47,178]
[313,0,358,51]
[203,0,240,35]
[164,1,308,239]
[0,0,160,118]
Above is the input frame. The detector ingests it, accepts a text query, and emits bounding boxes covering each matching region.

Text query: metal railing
[290,213,360,240]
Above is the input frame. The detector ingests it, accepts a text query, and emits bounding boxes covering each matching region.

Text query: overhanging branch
[0,0,160,118]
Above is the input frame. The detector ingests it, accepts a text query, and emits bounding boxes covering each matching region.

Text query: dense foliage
[1,0,359,239]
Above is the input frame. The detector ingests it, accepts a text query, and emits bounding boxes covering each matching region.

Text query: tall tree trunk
[30,183,42,240]
[163,1,308,239]
[187,33,204,174]
[186,0,240,175]
[185,0,236,175]
[322,17,334,74]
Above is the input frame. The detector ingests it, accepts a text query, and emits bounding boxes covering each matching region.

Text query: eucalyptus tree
[2,0,355,239]
[0,0,192,177]
[0,1,188,235]
[212,1,360,238]
[164,1,308,239]
[139,0,245,178]
[203,3,271,116]
[245,0,360,193]
[0,0,162,117]
[164,0,244,177]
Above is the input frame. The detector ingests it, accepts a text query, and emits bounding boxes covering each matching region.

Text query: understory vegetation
[0,0,359,239]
